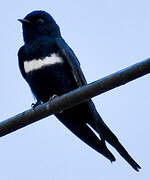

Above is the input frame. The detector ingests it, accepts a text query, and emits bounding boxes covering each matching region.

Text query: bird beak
[18,19,31,24]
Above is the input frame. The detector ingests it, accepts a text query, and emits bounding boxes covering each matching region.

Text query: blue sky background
[0,0,149,179]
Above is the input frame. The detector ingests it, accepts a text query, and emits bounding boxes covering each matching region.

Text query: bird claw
[49,94,63,113]
[31,101,41,109]
[49,94,59,101]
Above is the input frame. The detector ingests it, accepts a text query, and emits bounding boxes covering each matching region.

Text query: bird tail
[102,124,141,171]
[87,101,141,171]
[56,113,116,162]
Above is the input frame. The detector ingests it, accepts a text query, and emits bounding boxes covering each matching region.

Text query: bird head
[18,10,61,44]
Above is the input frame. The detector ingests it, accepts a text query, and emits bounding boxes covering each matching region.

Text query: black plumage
[18,10,141,171]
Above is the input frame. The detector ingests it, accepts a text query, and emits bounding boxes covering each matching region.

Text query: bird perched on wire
[18,10,141,171]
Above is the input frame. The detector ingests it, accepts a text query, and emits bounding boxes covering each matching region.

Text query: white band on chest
[24,53,63,73]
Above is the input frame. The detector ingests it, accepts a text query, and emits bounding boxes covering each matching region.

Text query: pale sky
[0,0,149,179]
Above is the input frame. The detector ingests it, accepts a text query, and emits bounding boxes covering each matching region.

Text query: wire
[0,58,150,137]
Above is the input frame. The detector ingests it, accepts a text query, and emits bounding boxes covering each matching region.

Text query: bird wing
[55,37,141,171]
[55,37,87,87]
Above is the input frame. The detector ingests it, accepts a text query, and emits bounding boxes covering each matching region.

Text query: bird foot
[49,94,59,101]
[31,101,41,109]
[49,94,63,113]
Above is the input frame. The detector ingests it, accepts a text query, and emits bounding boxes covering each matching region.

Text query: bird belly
[26,63,77,102]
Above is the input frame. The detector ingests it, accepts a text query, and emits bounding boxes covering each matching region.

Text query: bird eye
[37,18,44,24]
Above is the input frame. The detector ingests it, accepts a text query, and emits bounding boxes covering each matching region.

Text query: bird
[18,10,141,171]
